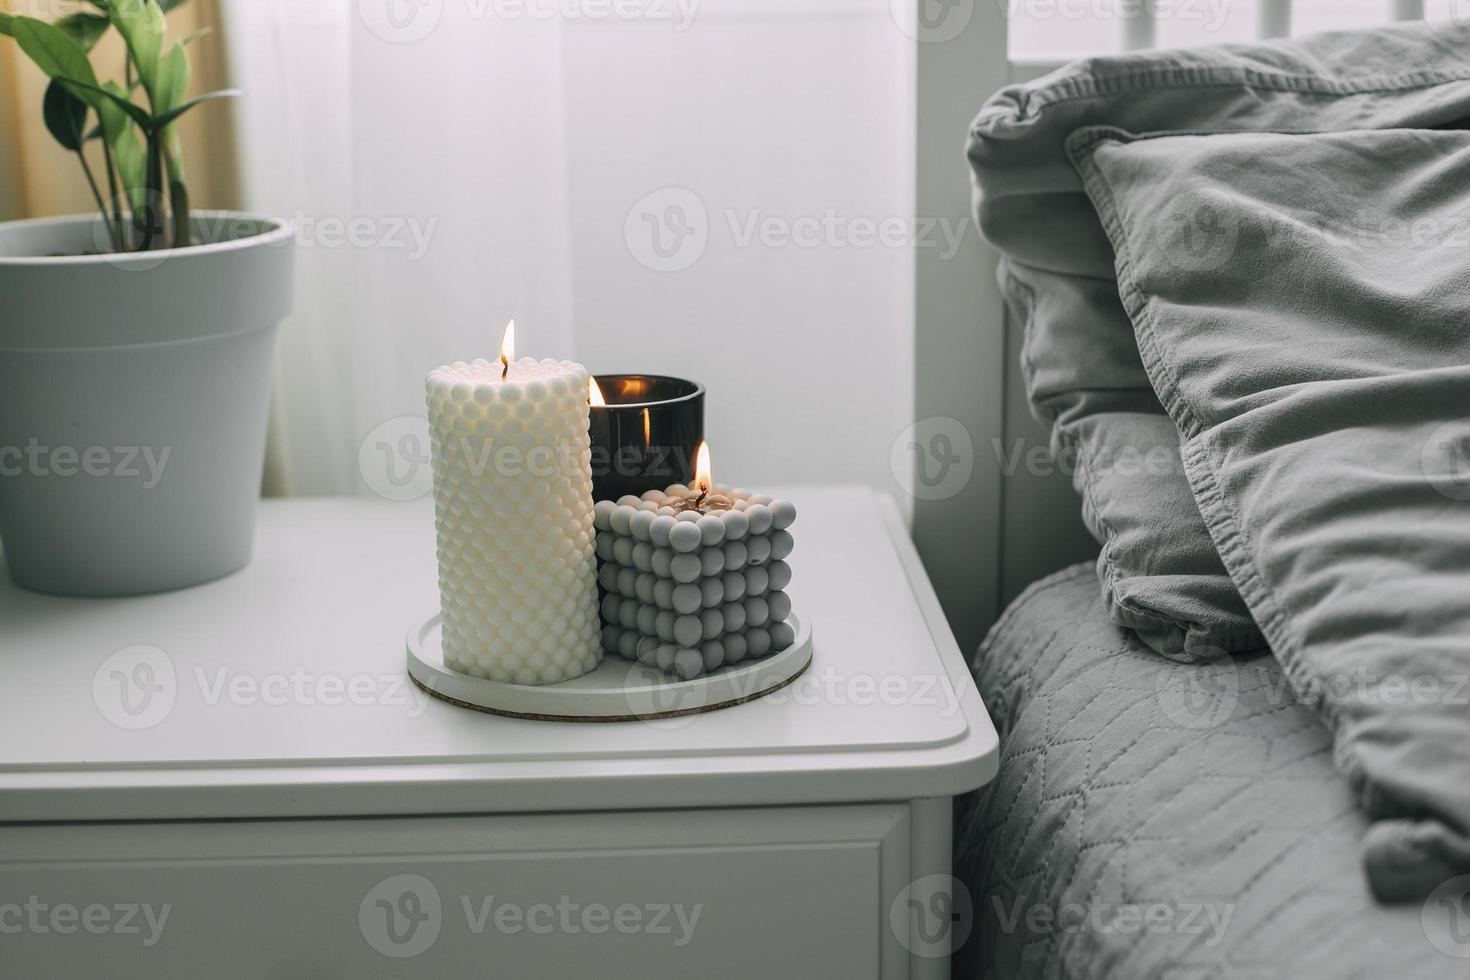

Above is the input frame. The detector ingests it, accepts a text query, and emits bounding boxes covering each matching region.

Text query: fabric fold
[1069,123,1470,901]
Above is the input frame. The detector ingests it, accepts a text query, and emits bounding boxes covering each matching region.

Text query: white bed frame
[909,0,1429,653]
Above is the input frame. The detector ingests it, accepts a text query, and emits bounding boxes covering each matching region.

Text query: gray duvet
[1071,125,1470,903]
[957,565,1455,979]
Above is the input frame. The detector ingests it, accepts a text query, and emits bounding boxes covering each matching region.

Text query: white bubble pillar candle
[425,321,602,685]
[594,443,797,681]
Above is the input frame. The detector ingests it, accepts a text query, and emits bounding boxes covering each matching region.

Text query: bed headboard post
[910,0,1012,656]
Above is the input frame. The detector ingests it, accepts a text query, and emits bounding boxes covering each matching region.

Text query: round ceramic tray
[406,612,813,722]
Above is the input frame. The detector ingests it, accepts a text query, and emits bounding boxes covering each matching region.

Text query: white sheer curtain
[223,1,575,495]
[223,0,915,499]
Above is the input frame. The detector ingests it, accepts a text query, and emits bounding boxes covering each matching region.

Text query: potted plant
[0,0,293,596]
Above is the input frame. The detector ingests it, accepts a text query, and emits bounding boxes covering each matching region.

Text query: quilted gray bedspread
[954,564,1455,979]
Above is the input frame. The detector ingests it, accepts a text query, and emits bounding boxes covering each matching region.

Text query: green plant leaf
[84,42,197,139]
[155,43,191,183]
[55,12,111,51]
[98,81,148,216]
[154,41,190,116]
[109,0,166,107]
[12,17,102,108]
[151,87,240,130]
[58,77,153,129]
[43,79,89,151]
[0,13,14,37]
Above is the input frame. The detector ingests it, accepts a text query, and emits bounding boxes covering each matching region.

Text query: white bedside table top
[0,485,998,821]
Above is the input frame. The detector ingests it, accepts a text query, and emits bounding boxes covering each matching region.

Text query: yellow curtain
[0,0,239,223]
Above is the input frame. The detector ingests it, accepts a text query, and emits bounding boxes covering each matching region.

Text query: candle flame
[694,441,712,494]
[589,377,607,407]
[499,320,515,380]
[642,408,652,447]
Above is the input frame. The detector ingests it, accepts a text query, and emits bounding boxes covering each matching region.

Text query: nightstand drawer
[0,804,912,978]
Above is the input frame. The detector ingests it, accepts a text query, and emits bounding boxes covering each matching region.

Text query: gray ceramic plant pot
[0,212,295,596]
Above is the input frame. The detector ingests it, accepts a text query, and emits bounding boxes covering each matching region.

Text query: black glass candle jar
[589,375,704,504]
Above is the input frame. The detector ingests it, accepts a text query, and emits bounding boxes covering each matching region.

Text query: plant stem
[100,137,128,252]
[164,143,190,248]
[75,147,121,253]
[140,130,164,251]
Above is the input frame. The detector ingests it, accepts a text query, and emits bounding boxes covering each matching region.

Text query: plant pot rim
[0,210,294,268]
[0,210,296,351]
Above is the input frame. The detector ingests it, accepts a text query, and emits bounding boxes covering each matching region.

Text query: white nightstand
[0,486,997,979]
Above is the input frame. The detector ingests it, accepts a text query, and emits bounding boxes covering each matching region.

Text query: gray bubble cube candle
[593,444,796,681]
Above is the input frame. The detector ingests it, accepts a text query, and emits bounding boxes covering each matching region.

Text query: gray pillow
[998,261,1262,660]
[1070,123,1470,902]
[969,23,1470,659]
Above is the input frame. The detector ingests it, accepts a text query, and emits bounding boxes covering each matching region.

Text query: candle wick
[500,355,509,381]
